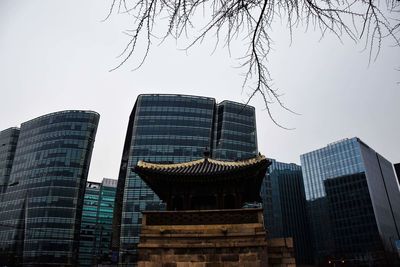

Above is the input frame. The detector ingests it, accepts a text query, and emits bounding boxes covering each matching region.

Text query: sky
[1,1,399,182]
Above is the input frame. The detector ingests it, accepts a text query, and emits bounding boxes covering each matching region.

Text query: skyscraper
[0,110,99,266]
[79,181,101,267]
[0,127,20,194]
[261,159,312,265]
[112,94,258,265]
[79,178,117,267]
[301,137,400,265]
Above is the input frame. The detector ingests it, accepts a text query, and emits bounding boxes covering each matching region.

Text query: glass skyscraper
[79,181,101,267]
[0,127,20,194]
[261,159,312,265]
[79,178,117,267]
[112,94,258,265]
[212,100,257,160]
[301,137,400,265]
[0,110,99,266]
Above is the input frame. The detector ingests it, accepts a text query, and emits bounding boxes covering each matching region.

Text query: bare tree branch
[105,0,400,127]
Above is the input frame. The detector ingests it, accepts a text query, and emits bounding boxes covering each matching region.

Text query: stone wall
[137,210,298,267]
[137,209,268,267]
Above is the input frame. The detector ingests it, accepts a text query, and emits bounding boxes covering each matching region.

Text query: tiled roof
[134,155,268,176]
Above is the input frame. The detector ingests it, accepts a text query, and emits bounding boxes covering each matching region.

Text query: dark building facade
[324,173,386,264]
[261,159,312,265]
[0,127,20,194]
[0,110,99,266]
[395,163,400,185]
[79,178,117,267]
[301,137,400,266]
[112,94,258,265]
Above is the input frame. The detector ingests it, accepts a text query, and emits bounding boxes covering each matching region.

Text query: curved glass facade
[0,127,20,194]
[113,94,258,265]
[213,101,257,160]
[0,110,99,266]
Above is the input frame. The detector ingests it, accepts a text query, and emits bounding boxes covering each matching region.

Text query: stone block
[240,253,258,261]
[285,238,294,248]
[150,255,162,261]
[174,255,193,262]
[269,238,286,247]
[221,254,239,261]
[162,254,178,263]
[206,254,220,261]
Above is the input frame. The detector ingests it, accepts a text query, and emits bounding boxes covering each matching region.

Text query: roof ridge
[136,155,266,171]
[137,158,205,169]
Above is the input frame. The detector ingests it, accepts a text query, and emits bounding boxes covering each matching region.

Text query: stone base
[268,238,296,267]
[137,209,268,267]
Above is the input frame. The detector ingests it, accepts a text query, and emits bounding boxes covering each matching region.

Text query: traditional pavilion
[133,151,270,212]
[133,152,295,266]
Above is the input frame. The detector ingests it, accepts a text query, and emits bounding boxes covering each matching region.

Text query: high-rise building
[79,178,117,267]
[301,137,400,265]
[112,94,258,265]
[79,181,101,267]
[0,127,20,194]
[261,159,312,265]
[0,110,99,266]
[212,100,258,160]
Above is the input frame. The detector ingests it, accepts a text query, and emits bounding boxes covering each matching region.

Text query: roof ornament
[203,147,210,160]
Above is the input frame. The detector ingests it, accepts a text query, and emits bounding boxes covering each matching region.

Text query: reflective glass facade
[261,159,312,265]
[213,101,257,160]
[79,181,101,267]
[79,178,117,267]
[301,138,364,201]
[96,178,117,264]
[0,110,99,266]
[113,94,258,265]
[0,127,20,194]
[301,137,400,265]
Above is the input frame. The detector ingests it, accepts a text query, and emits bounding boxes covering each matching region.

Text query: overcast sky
[1,1,399,182]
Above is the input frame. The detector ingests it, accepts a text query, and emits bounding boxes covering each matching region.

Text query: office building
[79,178,117,267]
[112,94,258,265]
[0,127,20,194]
[301,137,400,265]
[79,181,101,267]
[0,110,99,266]
[261,159,312,265]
